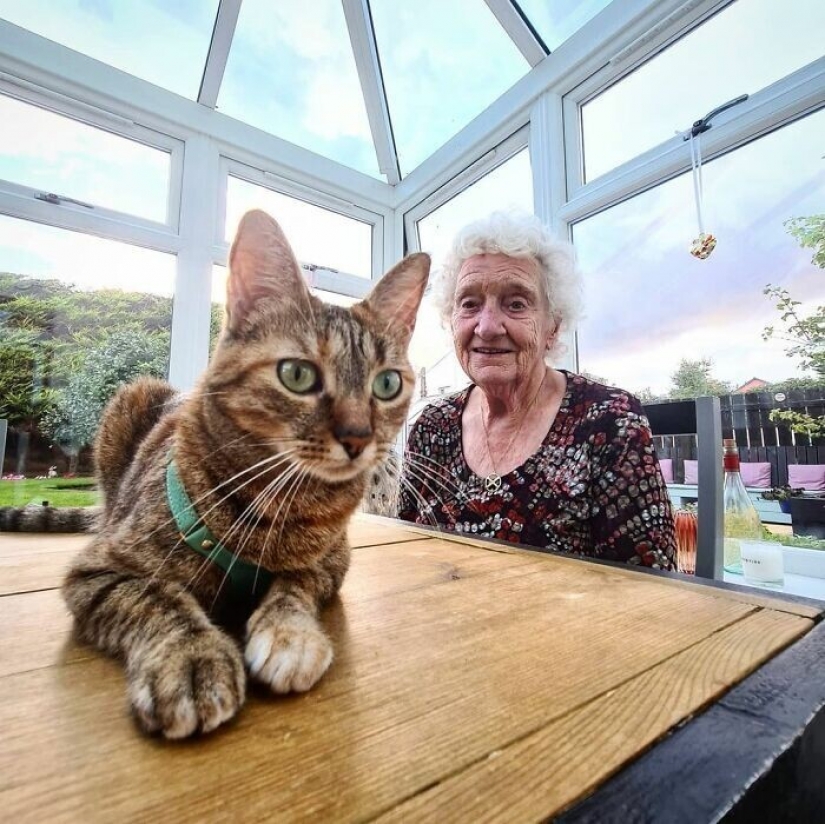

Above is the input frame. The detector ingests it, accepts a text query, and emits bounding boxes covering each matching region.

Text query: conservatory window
[580,0,825,182]
[409,147,534,397]
[416,147,533,268]
[572,109,825,399]
[225,176,373,280]
[0,93,171,223]
[0,215,174,483]
[0,1,219,100]
[218,0,379,178]
[515,0,612,51]
[369,0,529,174]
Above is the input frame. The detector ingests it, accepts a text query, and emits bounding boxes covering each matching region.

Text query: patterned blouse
[397,371,676,569]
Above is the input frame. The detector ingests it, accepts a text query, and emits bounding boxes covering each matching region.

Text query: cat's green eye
[277,359,320,394]
[372,369,402,401]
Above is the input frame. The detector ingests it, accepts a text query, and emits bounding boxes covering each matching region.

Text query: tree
[40,329,169,473]
[0,328,58,473]
[763,216,825,438]
[786,214,825,269]
[1,272,175,473]
[668,358,731,399]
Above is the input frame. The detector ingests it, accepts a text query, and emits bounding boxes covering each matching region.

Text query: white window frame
[0,75,184,248]
[403,126,530,254]
[217,157,386,299]
[559,57,825,227]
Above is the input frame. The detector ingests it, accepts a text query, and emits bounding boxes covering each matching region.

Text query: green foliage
[760,485,804,502]
[668,357,731,399]
[761,285,825,379]
[0,271,174,469]
[41,329,169,460]
[763,216,825,436]
[763,530,825,551]
[762,377,823,392]
[0,477,99,507]
[785,214,825,269]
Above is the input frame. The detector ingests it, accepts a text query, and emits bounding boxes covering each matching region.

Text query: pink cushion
[738,462,772,488]
[683,459,698,485]
[787,464,825,491]
[658,458,674,484]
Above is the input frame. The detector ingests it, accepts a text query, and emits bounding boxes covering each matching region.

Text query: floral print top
[397,371,676,569]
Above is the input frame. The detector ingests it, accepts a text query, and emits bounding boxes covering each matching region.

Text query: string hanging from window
[688,129,716,260]
[681,94,749,260]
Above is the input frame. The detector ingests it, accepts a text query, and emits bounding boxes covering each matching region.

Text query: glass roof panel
[0,0,218,99]
[515,0,612,51]
[218,0,380,178]
[369,0,529,175]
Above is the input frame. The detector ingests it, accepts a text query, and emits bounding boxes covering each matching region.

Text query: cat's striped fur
[61,210,429,738]
[0,504,99,532]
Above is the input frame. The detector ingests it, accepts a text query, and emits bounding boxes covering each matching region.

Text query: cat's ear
[361,253,430,345]
[226,209,309,329]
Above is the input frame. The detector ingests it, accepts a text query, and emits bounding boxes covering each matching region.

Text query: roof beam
[483,0,547,67]
[342,0,401,185]
[198,0,242,108]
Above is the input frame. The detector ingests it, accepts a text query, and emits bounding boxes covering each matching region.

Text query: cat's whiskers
[205,465,302,608]
[396,475,440,529]
[252,462,312,594]
[208,460,309,607]
[146,450,297,590]
[402,453,470,504]
[401,464,460,518]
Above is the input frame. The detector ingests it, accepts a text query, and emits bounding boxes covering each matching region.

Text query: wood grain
[347,512,428,548]
[425,530,823,620]
[0,519,818,823]
[376,608,813,823]
[0,588,92,677]
[0,534,86,595]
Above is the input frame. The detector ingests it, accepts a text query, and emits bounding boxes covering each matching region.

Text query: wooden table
[2,514,825,822]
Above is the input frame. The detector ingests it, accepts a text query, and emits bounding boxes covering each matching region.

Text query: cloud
[216,0,378,176]
[0,95,169,221]
[0,0,216,98]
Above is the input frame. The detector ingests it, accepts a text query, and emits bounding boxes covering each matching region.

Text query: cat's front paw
[128,631,246,739]
[245,613,333,694]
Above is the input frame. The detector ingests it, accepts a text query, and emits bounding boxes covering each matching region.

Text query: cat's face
[207,210,429,483]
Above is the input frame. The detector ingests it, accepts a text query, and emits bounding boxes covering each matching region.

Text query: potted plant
[760,485,805,514]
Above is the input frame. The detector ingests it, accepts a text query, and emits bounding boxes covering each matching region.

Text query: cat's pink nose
[334,426,372,460]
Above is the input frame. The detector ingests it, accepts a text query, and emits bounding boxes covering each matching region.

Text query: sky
[574,108,825,397]
[0,0,823,401]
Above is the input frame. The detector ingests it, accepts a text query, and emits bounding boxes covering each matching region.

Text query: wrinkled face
[451,253,555,389]
[208,298,417,483]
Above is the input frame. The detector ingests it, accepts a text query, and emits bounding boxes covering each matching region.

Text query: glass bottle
[722,438,762,573]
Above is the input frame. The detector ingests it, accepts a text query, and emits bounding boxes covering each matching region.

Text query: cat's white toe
[245,614,333,694]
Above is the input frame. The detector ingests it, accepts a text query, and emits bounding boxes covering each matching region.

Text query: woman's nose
[475,302,505,338]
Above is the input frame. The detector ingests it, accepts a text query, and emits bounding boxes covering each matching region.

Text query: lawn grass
[0,477,100,507]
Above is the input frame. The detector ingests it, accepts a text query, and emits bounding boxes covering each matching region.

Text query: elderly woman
[397,211,676,569]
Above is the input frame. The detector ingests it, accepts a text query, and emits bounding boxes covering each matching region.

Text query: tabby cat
[62,209,429,738]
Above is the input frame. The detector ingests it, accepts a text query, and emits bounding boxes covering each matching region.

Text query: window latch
[684,94,749,140]
[35,192,94,209]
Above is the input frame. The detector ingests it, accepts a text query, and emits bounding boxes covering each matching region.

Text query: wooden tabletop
[1,514,823,822]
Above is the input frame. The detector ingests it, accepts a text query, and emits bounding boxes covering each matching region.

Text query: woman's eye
[372,369,402,401]
[277,359,320,394]
[509,299,527,311]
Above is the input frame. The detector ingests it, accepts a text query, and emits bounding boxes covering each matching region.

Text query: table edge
[555,619,825,823]
[391,517,825,618]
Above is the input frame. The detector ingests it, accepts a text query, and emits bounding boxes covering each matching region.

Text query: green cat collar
[165,458,273,599]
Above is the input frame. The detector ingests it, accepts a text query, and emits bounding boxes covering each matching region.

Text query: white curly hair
[433,210,582,358]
